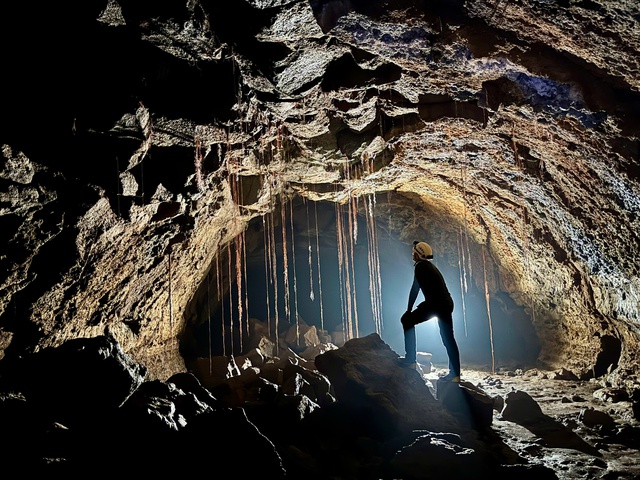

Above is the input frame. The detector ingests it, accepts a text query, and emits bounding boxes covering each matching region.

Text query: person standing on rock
[399,241,461,382]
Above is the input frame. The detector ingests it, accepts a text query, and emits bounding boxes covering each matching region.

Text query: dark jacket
[407,259,453,311]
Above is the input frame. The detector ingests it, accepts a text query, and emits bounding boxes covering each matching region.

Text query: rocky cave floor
[423,364,640,480]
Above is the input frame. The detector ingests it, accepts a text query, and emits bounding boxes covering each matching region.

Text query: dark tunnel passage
[185,197,541,372]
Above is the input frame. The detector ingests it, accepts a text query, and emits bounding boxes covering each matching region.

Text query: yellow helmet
[412,241,433,260]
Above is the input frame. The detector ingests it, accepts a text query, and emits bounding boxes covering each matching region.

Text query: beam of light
[306,197,314,303]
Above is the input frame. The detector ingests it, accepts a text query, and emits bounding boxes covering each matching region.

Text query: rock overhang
[0,0,638,384]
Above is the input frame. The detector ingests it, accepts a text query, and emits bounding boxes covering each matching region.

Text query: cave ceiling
[0,0,639,381]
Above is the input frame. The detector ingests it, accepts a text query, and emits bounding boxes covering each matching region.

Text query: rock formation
[1,0,639,476]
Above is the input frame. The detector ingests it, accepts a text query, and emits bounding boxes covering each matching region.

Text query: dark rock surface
[2,331,638,478]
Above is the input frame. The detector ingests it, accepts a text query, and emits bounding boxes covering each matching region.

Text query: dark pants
[403,300,461,376]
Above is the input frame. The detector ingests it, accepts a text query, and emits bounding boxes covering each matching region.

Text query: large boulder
[0,333,146,426]
[315,332,461,437]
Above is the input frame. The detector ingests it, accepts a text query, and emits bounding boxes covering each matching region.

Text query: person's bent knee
[401,311,414,329]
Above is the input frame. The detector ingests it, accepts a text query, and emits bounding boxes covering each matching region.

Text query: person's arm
[407,274,419,311]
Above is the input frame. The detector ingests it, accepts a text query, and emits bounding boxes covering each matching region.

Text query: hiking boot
[441,372,460,382]
[398,357,417,367]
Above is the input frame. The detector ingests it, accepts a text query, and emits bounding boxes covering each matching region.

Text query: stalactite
[335,202,349,340]
[373,195,383,334]
[314,201,325,331]
[347,195,359,338]
[240,192,249,352]
[352,195,359,244]
[366,198,377,331]
[482,245,496,374]
[226,147,247,354]
[227,242,233,356]
[459,226,469,296]
[280,195,291,326]
[269,209,280,352]
[263,214,272,337]
[289,198,300,345]
[306,197,315,303]
[340,203,354,340]
[234,234,244,354]
[457,231,468,336]
[366,193,383,334]
[216,252,225,357]
[341,161,356,340]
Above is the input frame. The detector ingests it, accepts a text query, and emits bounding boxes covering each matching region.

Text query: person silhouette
[399,241,461,382]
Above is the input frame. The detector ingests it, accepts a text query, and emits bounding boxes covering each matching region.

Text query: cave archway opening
[183,193,540,372]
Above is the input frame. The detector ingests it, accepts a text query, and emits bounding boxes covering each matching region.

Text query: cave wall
[0,0,638,382]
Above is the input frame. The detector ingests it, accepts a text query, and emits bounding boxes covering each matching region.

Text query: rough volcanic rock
[0,6,639,478]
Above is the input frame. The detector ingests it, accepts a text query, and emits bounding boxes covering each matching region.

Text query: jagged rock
[189,355,241,389]
[315,333,461,436]
[220,366,270,407]
[167,371,219,408]
[180,407,287,479]
[1,5,640,477]
[258,360,284,385]
[299,341,339,361]
[437,379,495,429]
[592,387,629,403]
[500,389,545,424]
[388,431,481,479]
[501,390,602,456]
[3,331,632,477]
[236,347,267,369]
[549,368,580,381]
[578,407,617,430]
[0,334,145,427]
[283,360,333,404]
[0,335,287,477]
[282,319,321,351]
